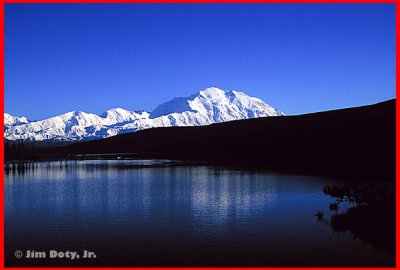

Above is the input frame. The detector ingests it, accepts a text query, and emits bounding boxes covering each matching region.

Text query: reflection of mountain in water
[190,169,278,235]
[5,160,395,266]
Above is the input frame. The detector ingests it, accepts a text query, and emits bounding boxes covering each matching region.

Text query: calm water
[4,160,394,267]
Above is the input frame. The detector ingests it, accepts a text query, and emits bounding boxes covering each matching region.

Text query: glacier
[4,87,284,142]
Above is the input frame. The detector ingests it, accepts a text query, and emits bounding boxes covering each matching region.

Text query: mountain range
[4,87,284,141]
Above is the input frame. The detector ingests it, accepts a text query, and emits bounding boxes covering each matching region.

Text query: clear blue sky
[5,4,395,120]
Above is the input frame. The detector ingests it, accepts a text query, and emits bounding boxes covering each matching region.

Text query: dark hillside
[67,99,396,182]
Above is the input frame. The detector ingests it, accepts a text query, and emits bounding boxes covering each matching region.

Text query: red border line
[1,0,5,269]
[396,2,399,270]
[1,1,398,270]
[2,0,399,4]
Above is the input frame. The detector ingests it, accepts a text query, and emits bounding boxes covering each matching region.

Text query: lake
[4,160,395,267]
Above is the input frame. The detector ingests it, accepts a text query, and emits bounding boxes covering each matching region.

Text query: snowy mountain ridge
[4,113,30,127]
[4,87,284,141]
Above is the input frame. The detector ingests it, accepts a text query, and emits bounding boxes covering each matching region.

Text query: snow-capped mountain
[4,113,30,127]
[4,87,284,141]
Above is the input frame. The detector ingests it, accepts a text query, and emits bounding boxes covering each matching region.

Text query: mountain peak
[4,113,30,126]
[197,87,226,99]
[106,107,126,112]
[101,107,130,117]
[5,87,284,141]
[198,86,224,93]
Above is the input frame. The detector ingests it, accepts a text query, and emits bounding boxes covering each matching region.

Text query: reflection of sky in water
[4,160,394,266]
